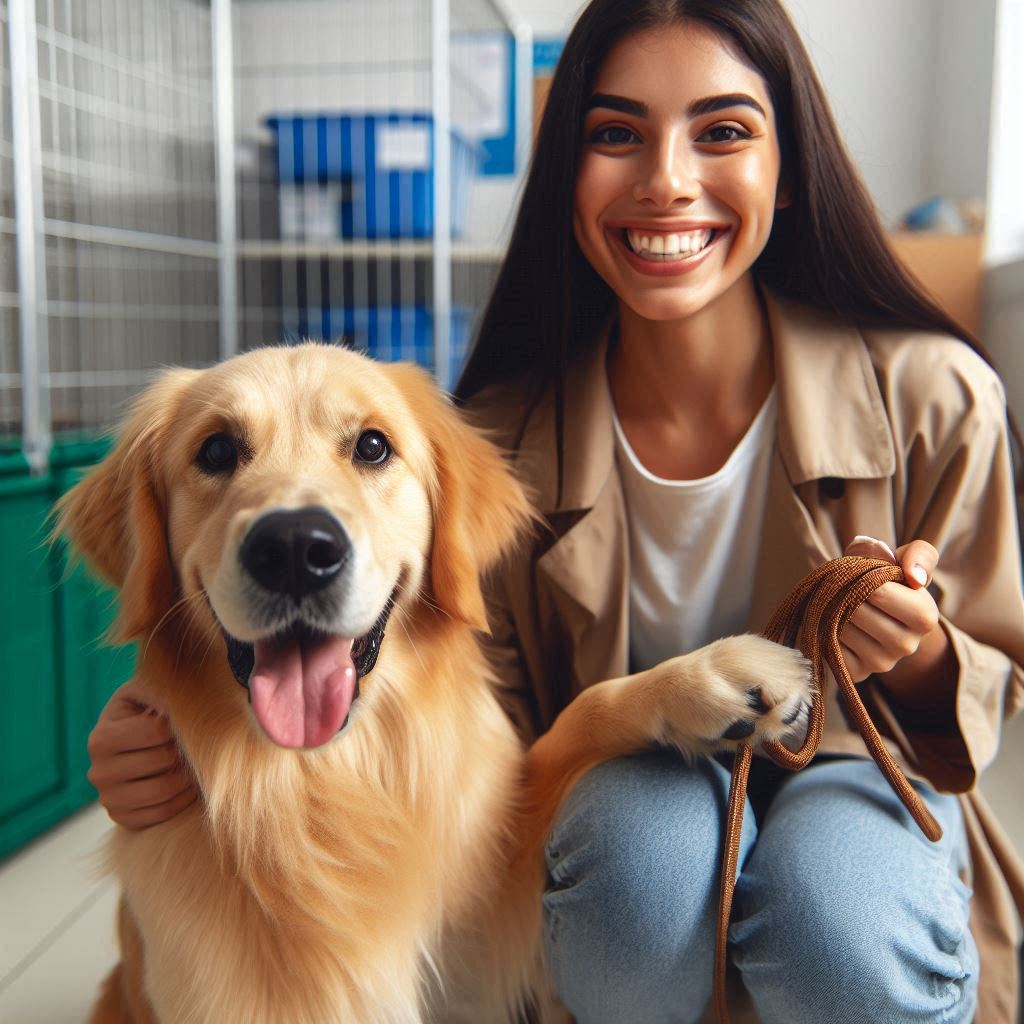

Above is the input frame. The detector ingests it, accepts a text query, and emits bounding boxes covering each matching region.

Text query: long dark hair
[456,0,989,411]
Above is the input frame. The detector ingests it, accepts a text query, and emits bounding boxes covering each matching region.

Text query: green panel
[0,445,135,861]
[0,475,63,820]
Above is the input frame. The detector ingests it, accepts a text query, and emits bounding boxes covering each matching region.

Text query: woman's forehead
[592,22,771,110]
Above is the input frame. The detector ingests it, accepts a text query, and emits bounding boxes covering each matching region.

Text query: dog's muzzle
[218,506,396,741]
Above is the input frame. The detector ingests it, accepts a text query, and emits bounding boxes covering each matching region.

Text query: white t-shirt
[612,389,778,672]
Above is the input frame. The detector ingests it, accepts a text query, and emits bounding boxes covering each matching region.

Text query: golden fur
[57,343,812,1023]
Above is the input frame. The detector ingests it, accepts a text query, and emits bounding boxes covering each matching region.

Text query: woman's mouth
[623,227,719,262]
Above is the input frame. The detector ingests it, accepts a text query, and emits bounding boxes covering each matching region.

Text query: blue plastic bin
[266,113,478,239]
[283,304,473,384]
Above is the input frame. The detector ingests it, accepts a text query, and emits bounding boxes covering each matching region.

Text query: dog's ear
[54,368,198,643]
[390,365,535,632]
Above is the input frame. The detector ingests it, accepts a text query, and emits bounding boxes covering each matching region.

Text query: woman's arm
[842,343,1024,788]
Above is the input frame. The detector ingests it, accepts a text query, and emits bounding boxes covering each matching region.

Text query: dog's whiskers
[394,614,429,677]
[143,590,207,663]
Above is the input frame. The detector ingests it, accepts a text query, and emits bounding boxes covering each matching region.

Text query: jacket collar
[523,289,896,515]
[765,291,896,484]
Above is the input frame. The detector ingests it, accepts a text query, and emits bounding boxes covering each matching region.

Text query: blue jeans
[543,751,977,1024]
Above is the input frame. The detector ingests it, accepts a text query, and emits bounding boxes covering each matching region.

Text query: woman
[88,0,1023,1021]
[455,1,1023,1021]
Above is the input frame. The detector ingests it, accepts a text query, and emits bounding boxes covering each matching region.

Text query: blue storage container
[283,304,473,384]
[266,113,478,239]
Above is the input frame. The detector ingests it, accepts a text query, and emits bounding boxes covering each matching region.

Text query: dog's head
[56,344,533,749]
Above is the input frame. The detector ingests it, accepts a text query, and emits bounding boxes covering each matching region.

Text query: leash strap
[712,556,943,1024]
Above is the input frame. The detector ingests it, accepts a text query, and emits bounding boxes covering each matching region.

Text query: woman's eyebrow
[584,92,766,119]
[586,93,647,117]
[688,93,766,118]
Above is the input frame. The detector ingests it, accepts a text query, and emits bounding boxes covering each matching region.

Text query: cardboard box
[888,232,983,335]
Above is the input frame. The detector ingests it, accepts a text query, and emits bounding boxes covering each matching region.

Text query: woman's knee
[542,751,752,1024]
[731,759,978,1023]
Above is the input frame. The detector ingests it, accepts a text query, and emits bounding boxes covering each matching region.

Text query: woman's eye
[197,433,239,475]
[590,124,639,146]
[353,429,391,466]
[698,124,751,144]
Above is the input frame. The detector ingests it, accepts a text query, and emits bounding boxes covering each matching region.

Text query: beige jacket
[470,292,1024,1021]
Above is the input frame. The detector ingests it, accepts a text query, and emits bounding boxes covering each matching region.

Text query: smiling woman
[454,0,1024,1022]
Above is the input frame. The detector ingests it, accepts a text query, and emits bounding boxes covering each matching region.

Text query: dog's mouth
[222,600,393,749]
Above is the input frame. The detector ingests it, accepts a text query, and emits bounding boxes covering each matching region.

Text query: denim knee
[543,750,754,1024]
[731,759,978,1024]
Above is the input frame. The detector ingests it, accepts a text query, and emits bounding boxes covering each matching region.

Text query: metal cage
[1,0,531,470]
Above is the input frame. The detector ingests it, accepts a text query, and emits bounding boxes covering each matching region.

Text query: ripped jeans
[543,751,977,1024]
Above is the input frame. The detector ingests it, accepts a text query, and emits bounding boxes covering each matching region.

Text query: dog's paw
[646,635,813,754]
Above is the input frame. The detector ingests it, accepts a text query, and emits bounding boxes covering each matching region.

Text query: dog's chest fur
[112,637,523,1024]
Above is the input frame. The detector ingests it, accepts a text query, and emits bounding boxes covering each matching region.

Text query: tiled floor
[3,715,1024,1023]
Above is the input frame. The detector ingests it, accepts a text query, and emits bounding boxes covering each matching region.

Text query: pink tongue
[248,635,356,748]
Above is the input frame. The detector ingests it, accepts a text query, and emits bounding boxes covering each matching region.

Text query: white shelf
[235,239,505,262]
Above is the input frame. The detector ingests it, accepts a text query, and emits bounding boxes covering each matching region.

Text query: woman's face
[574,22,786,323]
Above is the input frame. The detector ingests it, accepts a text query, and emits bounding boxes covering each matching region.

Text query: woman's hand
[839,536,942,684]
[87,682,198,829]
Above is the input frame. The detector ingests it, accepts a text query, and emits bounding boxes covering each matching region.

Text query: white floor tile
[0,804,114,981]
[0,881,117,1024]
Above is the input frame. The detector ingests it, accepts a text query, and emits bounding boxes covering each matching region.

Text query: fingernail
[851,535,897,561]
[910,565,928,586]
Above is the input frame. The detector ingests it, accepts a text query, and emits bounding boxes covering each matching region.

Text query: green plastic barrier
[0,438,135,861]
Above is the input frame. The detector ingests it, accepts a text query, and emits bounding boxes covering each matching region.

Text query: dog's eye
[353,430,391,466]
[197,433,239,474]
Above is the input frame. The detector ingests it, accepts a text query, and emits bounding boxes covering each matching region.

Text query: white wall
[980,0,1024,420]
[234,0,432,137]
[928,2,997,207]
[986,0,1024,267]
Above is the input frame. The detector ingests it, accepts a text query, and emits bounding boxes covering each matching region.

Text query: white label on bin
[377,124,431,170]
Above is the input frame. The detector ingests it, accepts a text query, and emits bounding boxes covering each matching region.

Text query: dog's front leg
[521,633,812,841]
[88,898,157,1024]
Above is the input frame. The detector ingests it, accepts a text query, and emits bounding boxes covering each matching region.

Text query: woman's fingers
[88,709,174,760]
[859,581,940,636]
[87,684,192,829]
[841,617,910,681]
[109,782,199,832]
[839,641,871,683]
[840,580,940,681]
[894,539,939,590]
[845,535,897,563]
[86,739,181,788]
[98,764,197,827]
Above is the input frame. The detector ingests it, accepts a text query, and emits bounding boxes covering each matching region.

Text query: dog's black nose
[240,507,351,599]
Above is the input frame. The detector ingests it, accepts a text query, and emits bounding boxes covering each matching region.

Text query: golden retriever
[57,343,812,1023]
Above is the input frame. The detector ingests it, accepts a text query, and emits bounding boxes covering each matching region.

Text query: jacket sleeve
[880,343,1024,791]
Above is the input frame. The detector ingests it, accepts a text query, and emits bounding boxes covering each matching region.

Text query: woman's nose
[632,136,698,207]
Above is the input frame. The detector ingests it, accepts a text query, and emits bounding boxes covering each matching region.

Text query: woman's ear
[54,368,198,643]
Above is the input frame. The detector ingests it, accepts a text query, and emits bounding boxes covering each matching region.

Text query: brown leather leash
[713,556,944,1024]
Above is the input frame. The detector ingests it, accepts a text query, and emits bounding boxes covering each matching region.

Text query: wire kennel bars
[2,0,531,471]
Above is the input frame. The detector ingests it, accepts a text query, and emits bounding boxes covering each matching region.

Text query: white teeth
[625,228,714,260]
